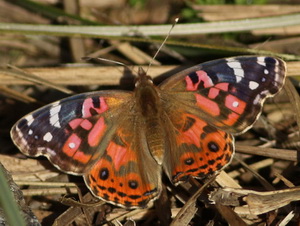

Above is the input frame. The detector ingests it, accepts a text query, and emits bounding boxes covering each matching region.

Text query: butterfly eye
[147,78,153,84]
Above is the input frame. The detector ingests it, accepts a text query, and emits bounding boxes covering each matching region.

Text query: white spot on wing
[249,81,259,90]
[43,132,53,142]
[232,101,239,107]
[69,142,75,149]
[274,59,280,82]
[50,102,61,128]
[264,69,269,74]
[28,129,33,135]
[257,57,266,67]
[25,115,34,126]
[226,60,244,82]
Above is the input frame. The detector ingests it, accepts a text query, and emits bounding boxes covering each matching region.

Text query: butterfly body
[11,56,286,208]
[134,68,166,164]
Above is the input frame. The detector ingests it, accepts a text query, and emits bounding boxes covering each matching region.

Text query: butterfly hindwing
[11,91,132,174]
[161,106,234,183]
[159,56,286,134]
[84,110,161,208]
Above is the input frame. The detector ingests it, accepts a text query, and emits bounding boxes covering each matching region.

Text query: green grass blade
[0,166,26,226]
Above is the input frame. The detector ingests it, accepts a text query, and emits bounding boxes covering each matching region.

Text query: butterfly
[11,56,286,208]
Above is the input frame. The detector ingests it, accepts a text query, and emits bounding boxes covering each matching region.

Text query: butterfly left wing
[84,117,161,208]
[159,56,286,135]
[10,91,132,174]
[11,90,161,208]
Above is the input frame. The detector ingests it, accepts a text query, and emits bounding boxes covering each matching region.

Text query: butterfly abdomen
[144,116,165,164]
[134,72,166,165]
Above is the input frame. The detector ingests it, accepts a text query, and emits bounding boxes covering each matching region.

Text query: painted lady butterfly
[11,56,286,208]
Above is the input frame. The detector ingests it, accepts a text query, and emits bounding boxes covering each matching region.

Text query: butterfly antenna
[145,18,179,74]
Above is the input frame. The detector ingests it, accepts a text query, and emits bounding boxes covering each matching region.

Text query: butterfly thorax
[134,68,165,164]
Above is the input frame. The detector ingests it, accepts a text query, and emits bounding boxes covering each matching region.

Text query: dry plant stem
[216,171,242,188]
[171,176,216,226]
[110,209,148,224]
[228,158,274,179]
[0,85,37,103]
[215,204,248,226]
[22,187,78,196]
[1,14,300,36]
[0,62,297,85]
[60,196,105,208]
[210,187,300,215]
[54,192,102,225]
[235,158,275,191]
[63,0,86,62]
[235,145,298,162]
[16,181,77,187]
[193,5,300,21]
[273,172,295,187]
[4,66,74,94]
[284,79,300,132]
[279,211,296,226]
[0,66,176,85]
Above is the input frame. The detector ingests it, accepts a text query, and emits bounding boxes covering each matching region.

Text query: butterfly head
[135,67,153,88]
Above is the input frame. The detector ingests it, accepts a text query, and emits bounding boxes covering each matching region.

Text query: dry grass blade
[54,192,105,225]
[234,158,275,190]
[284,79,300,132]
[279,211,296,226]
[0,85,37,103]
[21,187,78,196]
[60,196,105,208]
[5,66,74,94]
[235,145,298,161]
[170,176,215,226]
[209,187,300,215]
[192,5,300,21]
[215,204,248,226]
[216,171,242,188]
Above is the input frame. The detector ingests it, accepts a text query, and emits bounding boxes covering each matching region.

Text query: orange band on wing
[88,117,107,147]
[195,94,220,116]
[222,112,240,126]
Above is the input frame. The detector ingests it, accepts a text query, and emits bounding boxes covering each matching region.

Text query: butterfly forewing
[159,56,286,134]
[11,91,132,174]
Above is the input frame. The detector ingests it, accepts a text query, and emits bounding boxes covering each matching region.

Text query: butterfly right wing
[161,109,234,184]
[10,91,132,175]
[158,56,286,183]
